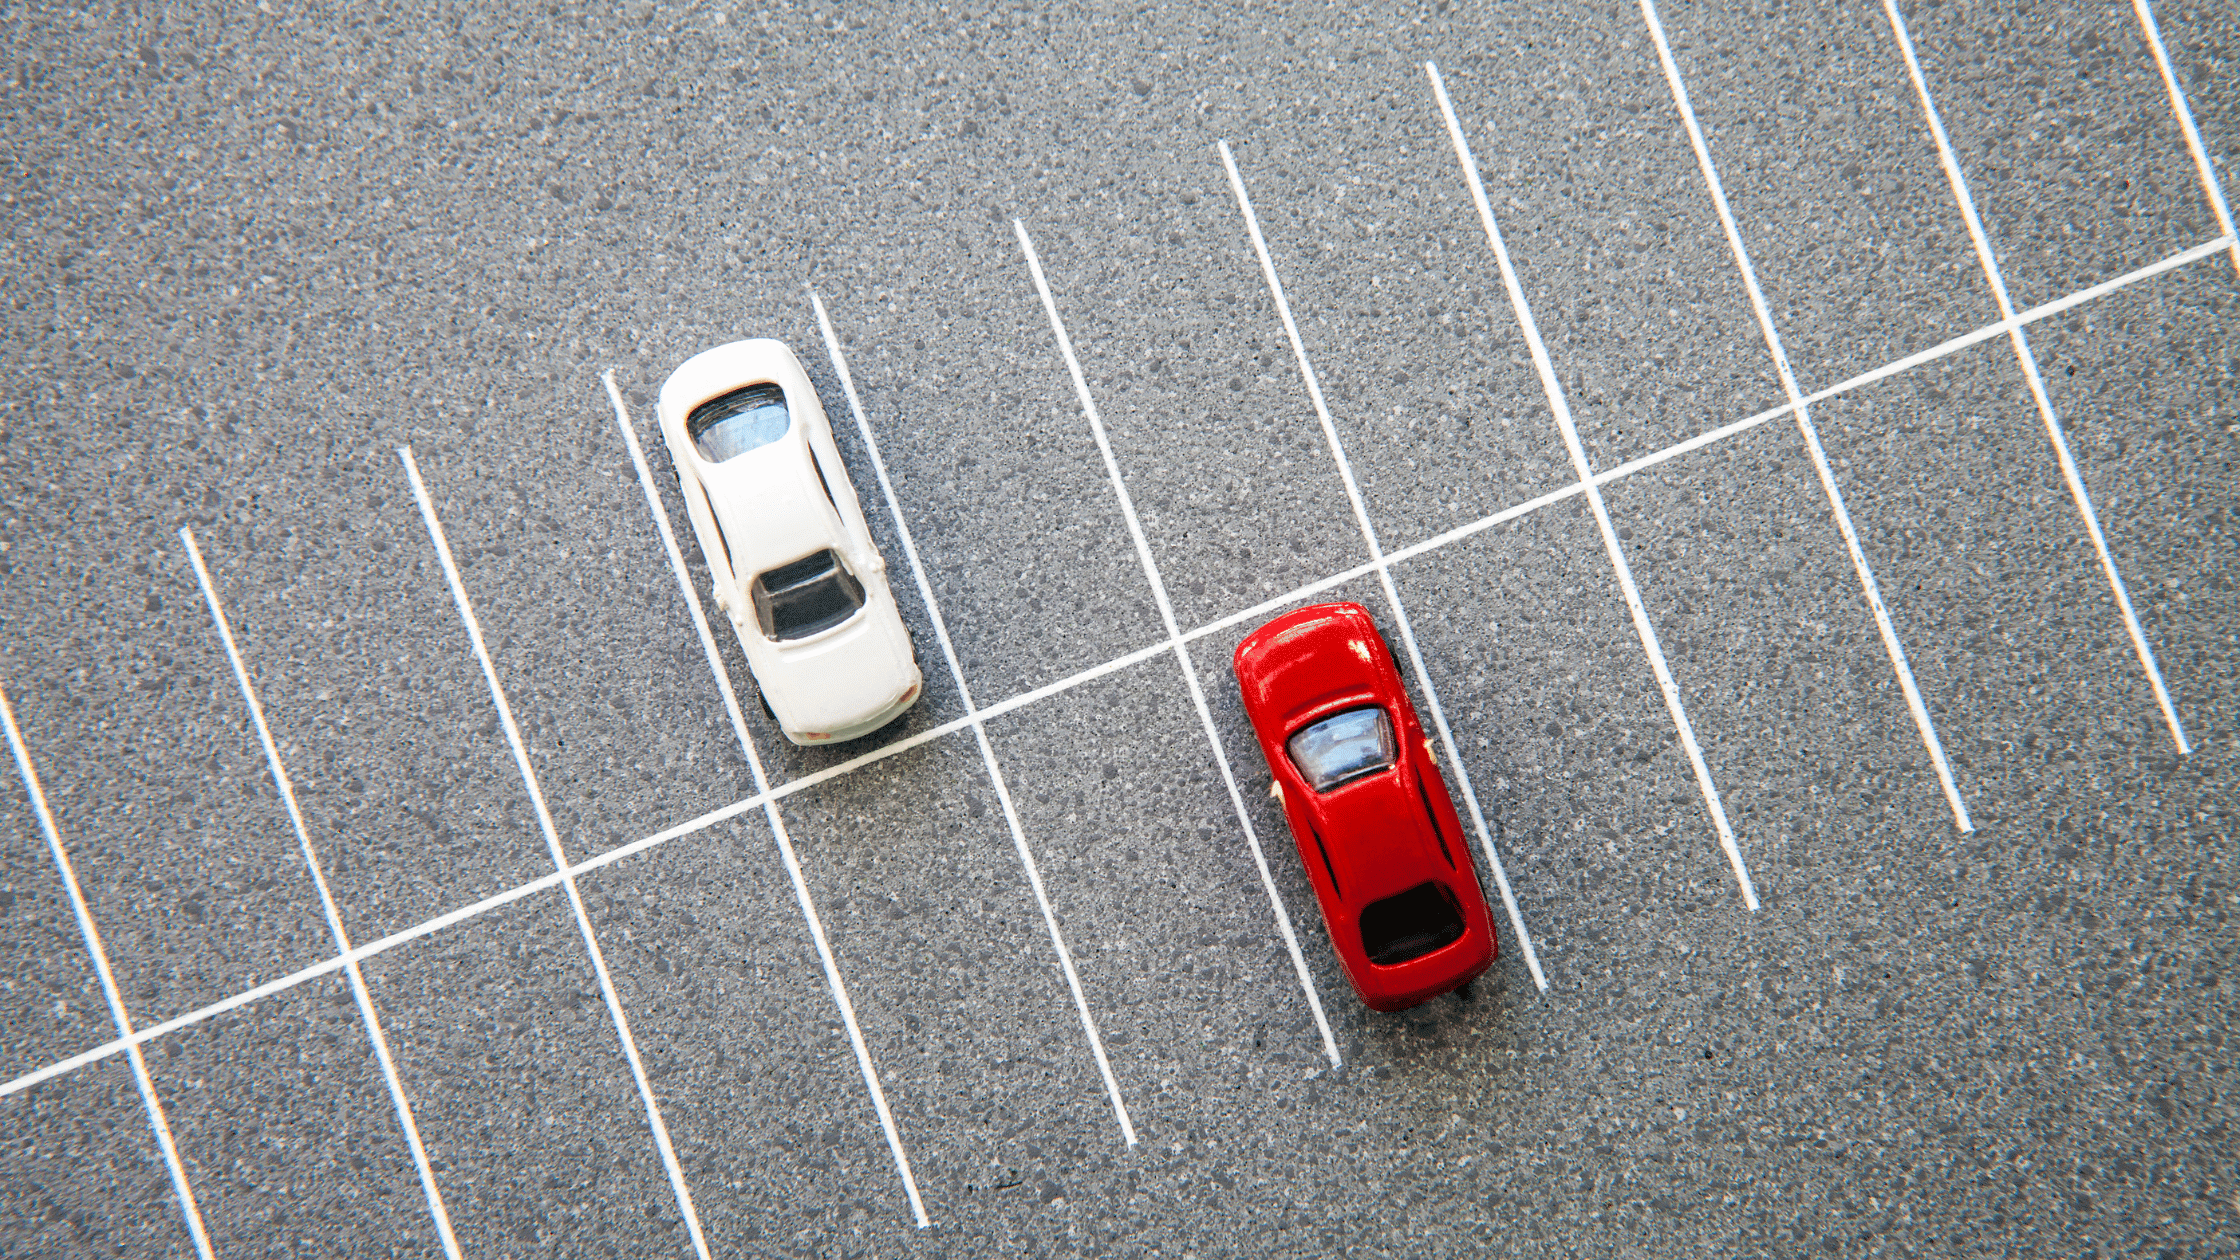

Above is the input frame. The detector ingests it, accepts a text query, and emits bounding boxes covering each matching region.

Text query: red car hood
[1236,608,1382,722]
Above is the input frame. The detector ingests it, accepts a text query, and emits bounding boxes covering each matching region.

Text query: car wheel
[1453,981,1475,1003]
[754,683,776,724]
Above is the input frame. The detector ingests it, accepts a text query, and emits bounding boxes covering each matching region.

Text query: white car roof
[658,339,847,578]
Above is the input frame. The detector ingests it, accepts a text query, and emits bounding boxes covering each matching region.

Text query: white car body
[657,339,921,745]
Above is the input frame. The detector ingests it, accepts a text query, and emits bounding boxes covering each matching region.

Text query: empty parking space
[361,892,690,1259]
[1897,0,2223,307]
[1015,176,1370,633]
[394,439,759,861]
[579,819,910,1257]
[180,504,573,952]
[1432,32,1785,467]
[769,738,1120,1231]
[985,662,1335,1128]
[1380,522,1755,972]
[1601,422,1958,893]
[0,553,332,1029]
[2035,270,2239,752]
[0,1059,184,1257]
[149,973,443,1257]
[1656,0,2003,395]
[1217,124,1580,554]
[1819,344,2182,789]
[0,794,103,1080]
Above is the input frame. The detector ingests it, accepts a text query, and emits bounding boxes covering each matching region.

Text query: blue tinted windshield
[1285,707,1395,792]
[688,384,790,462]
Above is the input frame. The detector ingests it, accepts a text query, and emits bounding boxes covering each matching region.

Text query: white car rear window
[752,549,866,642]
[1286,707,1395,792]
[689,383,790,462]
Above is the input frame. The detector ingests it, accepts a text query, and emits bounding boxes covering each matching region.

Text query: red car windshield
[1286,706,1395,792]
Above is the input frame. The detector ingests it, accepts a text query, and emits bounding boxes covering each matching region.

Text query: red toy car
[1234,602,1497,1012]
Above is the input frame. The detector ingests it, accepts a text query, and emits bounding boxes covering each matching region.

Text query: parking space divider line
[796,303,1145,1137]
[1014,219,1348,1066]
[600,372,937,1218]
[4,235,2226,1103]
[0,795,770,1100]
[179,528,465,1260]
[1218,140,1550,992]
[1428,61,1761,910]
[1638,0,1976,831]
[2128,0,2240,278]
[1884,0,2194,757]
[0,686,218,1260]
[397,446,716,1260]
[807,291,1151,1141]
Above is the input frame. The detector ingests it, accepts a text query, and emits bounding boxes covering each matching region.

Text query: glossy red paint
[1234,602,1497,1012]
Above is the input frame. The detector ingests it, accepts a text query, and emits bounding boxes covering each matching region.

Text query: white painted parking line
[2129,0,2240,278]
[1428,61,1762,910]
[805,293,1147,1139]
[179,528,465,1260]
[1884,0,2196,758]
[396,447,716,1260]
[1218,141,1551,993]
[600,372,936,1220]
[9,233,2229,1103]
[0,686,218,1260]
[1014,219,1348,1064]
[1637,0,1977,832]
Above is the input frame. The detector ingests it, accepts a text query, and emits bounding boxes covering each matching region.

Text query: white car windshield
[688,383,790,462]
[752,549,866,642]
[1286,707,1395,792]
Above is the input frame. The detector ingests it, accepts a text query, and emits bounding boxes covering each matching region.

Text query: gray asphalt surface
[2,0,2235,1256]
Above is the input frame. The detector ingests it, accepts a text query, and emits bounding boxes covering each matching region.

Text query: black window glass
[688,383,790,463]
[1286,706,1395,792]
[751,548,866,641]
[1358,882,1465,967]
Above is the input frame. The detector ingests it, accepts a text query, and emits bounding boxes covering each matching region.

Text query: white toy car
[657,339,922,745]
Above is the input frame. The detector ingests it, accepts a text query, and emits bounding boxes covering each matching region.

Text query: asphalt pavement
[2,0,2235,1256]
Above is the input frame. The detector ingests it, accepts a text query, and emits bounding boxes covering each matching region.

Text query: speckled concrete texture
[1,1,2234,1257]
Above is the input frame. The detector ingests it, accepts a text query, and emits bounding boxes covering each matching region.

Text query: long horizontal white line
[5,230,2225,1102]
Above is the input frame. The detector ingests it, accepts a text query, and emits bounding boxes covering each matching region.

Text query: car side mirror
[712,580,745,622]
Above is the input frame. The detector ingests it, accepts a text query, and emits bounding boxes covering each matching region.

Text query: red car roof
[1234,602,1496,1011]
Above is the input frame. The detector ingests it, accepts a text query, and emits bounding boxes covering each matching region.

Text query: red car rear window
[1359,882,1465,966]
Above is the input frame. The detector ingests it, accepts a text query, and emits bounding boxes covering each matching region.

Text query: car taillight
[803,731,831,741]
